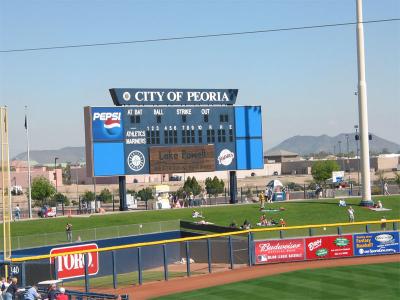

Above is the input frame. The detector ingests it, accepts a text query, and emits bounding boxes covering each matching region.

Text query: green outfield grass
[4,196,400,242]
[154,262,400,300]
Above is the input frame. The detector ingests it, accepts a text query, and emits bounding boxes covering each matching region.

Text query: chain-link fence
[7,220,180,251]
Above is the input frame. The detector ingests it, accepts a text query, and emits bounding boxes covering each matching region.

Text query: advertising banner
[305,235,353,260]
[354,231,399,256]
[50,243,99,280]
[254,239,305,264]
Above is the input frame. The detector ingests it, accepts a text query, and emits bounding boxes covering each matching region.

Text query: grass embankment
[7,195,400,239]
[154,262,400,300]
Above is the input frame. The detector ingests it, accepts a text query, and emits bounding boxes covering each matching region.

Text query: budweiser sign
[50,243,99,279]
[254,239,305,264]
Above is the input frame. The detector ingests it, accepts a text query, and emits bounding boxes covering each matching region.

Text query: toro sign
[50,243,99,280]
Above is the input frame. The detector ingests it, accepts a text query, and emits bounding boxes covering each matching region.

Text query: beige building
[8,160,63,189]
[264,150,300,163]
[281,154,400,175]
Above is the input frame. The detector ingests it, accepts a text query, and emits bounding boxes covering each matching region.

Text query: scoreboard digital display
[84,90,263,177]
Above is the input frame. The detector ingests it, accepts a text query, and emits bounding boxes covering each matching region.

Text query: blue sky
[0,0,399,157]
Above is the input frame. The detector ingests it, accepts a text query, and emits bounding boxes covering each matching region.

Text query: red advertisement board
[254,239,305,264]
[50,243,99,280]
[305,235,353,260]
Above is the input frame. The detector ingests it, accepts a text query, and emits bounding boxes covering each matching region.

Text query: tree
[182,176,202,196]
[31,176,56,207]
[62,163,72,185]
[394,172,400,188]
[137,187,154,210]
[311,160,340,187]
[98,188,113,203]
[82,191,95,203]
[52,193,70,206]
[205,176,225,196]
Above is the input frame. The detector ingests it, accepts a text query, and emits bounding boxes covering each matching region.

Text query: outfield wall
[254,231,399,264]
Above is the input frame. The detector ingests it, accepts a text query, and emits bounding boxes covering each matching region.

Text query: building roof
[264,149,299,157]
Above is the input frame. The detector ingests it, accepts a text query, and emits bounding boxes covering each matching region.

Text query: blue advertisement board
[353,231,399,256]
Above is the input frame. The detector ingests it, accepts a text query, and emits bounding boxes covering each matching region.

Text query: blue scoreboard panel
[84,105,263,177]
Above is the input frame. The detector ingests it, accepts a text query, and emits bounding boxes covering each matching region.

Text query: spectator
[384,182,390,195]
[192,210,203,218]
[347,206,355,223]
[1,276,8,300]
[65,223,73,242]
[380,216,387,231]
[24,285,41,300]
[241,219,251,230]
[56,288,68,300]
[47,284,57,300]
[4,278,18,300]
[229,221,238,229]
[258,192,265,210]
[14,204,21,221]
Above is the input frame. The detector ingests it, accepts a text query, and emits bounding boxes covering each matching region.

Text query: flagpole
[25,106,32,219]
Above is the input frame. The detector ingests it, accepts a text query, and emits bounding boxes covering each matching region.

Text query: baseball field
[5,195,400,299]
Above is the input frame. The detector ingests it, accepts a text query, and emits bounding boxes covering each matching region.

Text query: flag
[24,114,27,130]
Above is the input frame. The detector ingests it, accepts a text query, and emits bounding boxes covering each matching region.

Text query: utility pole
[356,0,373,206]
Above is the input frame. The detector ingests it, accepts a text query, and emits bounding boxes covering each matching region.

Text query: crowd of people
[170,191,208,209]
[1,277,67,300]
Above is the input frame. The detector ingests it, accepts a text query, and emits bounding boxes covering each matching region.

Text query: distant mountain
[13,147,85,165]
[267,133,400,156]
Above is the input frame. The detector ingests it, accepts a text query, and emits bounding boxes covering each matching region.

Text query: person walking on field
[259,192,265,210]
[14,204,21,221]
[347,206,355,223]
[384,182,390,195]
[66,223,73,242]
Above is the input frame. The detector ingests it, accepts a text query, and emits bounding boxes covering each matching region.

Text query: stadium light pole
[356,0,373,206]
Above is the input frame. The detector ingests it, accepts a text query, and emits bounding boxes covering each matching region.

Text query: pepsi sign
[91,108,124,141]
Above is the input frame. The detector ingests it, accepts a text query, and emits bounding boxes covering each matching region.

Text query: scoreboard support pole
[229,171,237,204]
[119,176,128,211]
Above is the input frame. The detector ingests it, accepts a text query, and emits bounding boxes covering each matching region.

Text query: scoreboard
[84,89,263,177]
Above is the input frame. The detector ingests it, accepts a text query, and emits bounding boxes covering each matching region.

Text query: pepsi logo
[104,117,121,136]
[93,112,122,137]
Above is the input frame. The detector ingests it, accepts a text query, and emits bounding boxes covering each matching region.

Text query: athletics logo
[127,150,145,171]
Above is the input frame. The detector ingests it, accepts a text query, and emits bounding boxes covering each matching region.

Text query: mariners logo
[127,150,145,171]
